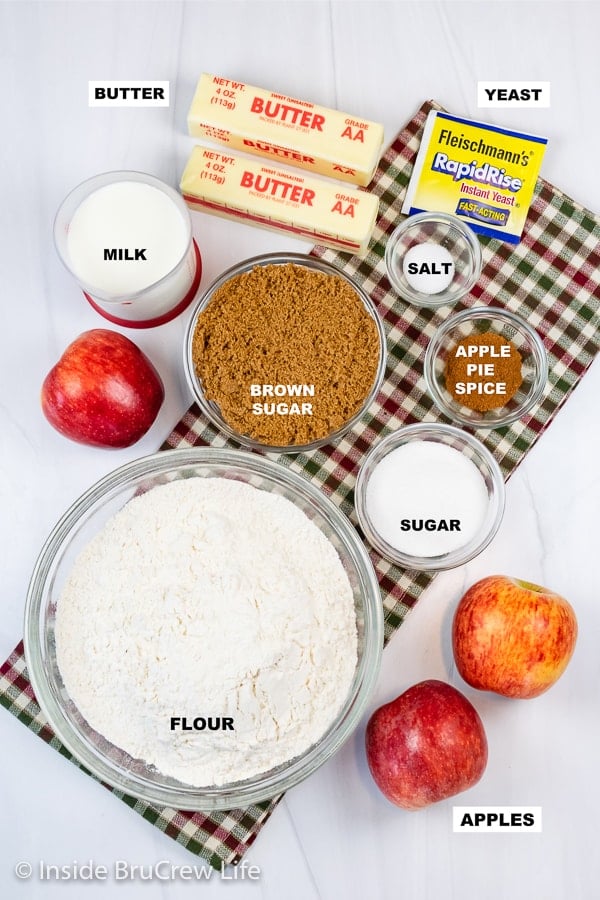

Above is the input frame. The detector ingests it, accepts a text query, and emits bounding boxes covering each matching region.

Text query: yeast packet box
[402,110,548,243]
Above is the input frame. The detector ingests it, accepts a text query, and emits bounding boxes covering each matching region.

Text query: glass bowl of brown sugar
[424,307,548,428]
[183,252,387,454]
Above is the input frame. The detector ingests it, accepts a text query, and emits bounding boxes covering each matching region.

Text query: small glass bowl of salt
[355,423,505,570]
[385,212,482,308]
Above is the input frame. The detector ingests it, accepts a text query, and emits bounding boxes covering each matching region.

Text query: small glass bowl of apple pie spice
[424,307,548,428]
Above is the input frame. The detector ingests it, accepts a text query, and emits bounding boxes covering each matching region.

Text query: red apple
[41,329,164,448]
[365,679,487,810]
[452,575,577,699]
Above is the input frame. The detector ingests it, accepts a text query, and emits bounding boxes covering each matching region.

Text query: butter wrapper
[188,73,384,187]
[180,146,379,256]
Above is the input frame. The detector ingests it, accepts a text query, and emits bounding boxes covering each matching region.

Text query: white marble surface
[1,1,599,898]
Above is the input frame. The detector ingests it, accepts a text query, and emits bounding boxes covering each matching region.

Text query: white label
[477,82,550,108]
[89,81,170,107]
[453,806,542,833]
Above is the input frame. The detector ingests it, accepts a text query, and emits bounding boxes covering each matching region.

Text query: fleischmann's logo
[437,128,530,166]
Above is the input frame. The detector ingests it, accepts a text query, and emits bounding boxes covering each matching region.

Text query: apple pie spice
[190,263,380,445]
[445,331,523,412]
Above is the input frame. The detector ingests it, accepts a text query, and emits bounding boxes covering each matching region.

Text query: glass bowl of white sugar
[355,423,505,570]
[24,449,383,810]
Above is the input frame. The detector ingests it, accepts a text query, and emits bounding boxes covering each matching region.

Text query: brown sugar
[191,263,381,446]
[445,331,523,412]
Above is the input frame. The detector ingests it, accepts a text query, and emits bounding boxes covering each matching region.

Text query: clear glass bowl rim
[53,170,194,305]
[423,306,549,427]
[384,211,483,308]
[354,422,506,571]
[24,448,384,810]
[183,251,387,454]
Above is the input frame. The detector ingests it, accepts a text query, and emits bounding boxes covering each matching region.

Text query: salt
[365,440,489,557]
[402,242,455,295]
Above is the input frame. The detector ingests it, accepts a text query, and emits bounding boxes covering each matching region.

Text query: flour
[55,477,358,786]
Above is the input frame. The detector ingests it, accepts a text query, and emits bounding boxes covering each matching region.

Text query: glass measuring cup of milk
[54,171,202,327]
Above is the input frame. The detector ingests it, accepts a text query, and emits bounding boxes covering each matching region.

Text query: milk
[55,173,200,326]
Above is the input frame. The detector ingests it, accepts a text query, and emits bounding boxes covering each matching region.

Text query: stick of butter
[180,146,379,256]
[188,73,384,187]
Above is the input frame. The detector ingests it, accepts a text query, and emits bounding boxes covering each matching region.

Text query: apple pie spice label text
[453,806,542,833]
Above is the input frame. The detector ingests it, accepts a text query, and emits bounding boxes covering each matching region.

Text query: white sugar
[365,441,489,557]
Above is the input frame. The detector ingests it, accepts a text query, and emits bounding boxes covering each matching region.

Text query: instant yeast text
[180,147,379,255]
[402,111,548,243]
[188,73,384,186]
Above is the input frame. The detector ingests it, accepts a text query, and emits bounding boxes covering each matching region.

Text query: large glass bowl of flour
[24,449,383,810]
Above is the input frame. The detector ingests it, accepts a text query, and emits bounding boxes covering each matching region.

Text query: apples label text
[453,806,542,833]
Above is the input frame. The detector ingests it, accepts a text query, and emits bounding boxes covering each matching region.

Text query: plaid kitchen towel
[1,101,599,869]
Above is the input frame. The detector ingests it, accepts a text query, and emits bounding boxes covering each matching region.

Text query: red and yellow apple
[365,679,488,810]
[452,575,577,699]
[41,329,164,448]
